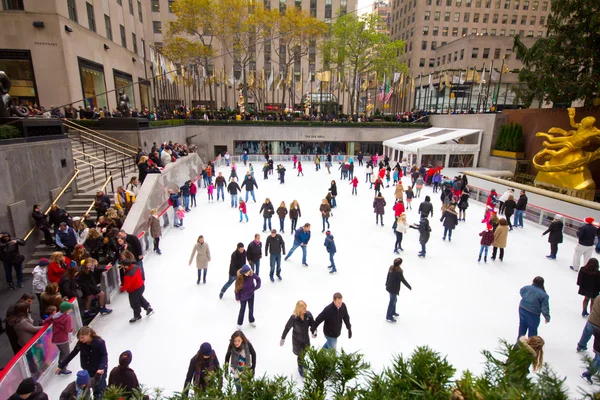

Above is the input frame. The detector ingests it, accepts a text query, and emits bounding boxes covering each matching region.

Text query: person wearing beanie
[8,377,48,400]
[409,215,431,258]
[120,259,154,323]
[59,370,99,400]
[32,258,50,316]
[478,224,495,263]
[542,214,564,260]
[385,258,412,323]
[220,243,247,299]
[518,277,550,339]
[571,217,599,272]
[44,301,74,375]
[417,195,433,219]
[108,350,141,397]
[324,231,337,274]
[234,265,261,329]
[183,342,220,396]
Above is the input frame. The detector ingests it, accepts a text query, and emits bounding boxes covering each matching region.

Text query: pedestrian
[392,168,399,186]
[280,300,315,377]
[259,198,275,232]
[323,230,337,273]
[215,172,226,201]
[478,224,495,263]
[577,292,600,352]
[394,214,409,253]
[56,326,108,399]
[189,235,211,285]
[571,217,598,272]
[432,171,441,193]
[577,258,600,317]
[190,180,198,207]
[457,189,469,221]
[180,181,191,212]
[207,181,214,202]
[514,190,528,228]
[277,164,286,184]
[350,176,358,195]
[315,154,320,171]
[119,259,154,323]
[329,180,338,208]
[265,229,286,282]
[147,208,162,255]
[284,223,311,267]
[59,370,100,400]
[262,162,269,180]
[228,178,241,208]
[518,276,550,338]
[32,258,50,316]
[373,191,387,226]
[225,330,257,390]
[415,174,424,197]
[297,161,304,176]
[440,204,458,241]
[229,165,238,182]
[542,215,564,260]
[418,195,433,218]
[177,206,186,230]
[8,377,49,400]
[486,188,499,210]
[504,194,517,230]
[239,199,248,222]
[385,258,412,323]
[320,199,331,232]
[247,234,263,275]
[183,343,220,396]
[108,350,141,397]
[275,202,288,233]
[498,188,514,215]
[289,200,301,233]
[405,186,414,209]
[241,173,259,202]
[311,292,352,350]
[219,243,246,299]
[410,215,431,258]
[348,162,355,180]
[235,265,261,329]
[168,189,182,227]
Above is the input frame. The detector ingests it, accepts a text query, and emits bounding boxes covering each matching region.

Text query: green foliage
[495,123,524,152]
[0,125,22,140]
[148,119,429,129]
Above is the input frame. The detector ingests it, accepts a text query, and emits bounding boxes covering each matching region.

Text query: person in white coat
[32,258,49,316]
[497,189,514,215]
[394,214,409,253]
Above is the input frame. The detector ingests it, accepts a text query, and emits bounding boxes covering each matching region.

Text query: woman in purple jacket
[235,265,261,329]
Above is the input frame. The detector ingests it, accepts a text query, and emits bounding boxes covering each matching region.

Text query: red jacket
[393,202,405,217]
[239,202,247,214]
[120,265,144,293]
[350,177,358,187]
[190,182,198,195]
[378,168,386,179]
[48,257,72,284]
[45,312,72,344]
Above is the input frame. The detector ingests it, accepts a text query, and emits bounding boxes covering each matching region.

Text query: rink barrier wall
[0,298,83,398]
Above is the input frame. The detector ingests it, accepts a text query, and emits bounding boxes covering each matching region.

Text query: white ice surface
[44,161,593,398]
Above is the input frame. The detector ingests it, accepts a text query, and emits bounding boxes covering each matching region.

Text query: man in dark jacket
[180,182,191,212]
[168,189,182,227]
[108,350,141,397]
[227,178,242,207]
[117,230,144,273]
[571,217,598,272]
[514,190,528,228]
[8,377,49,400]
[418,196,434,218]
[241,173,258,202]
[0,232,26,289]
[284,223,311,266]
[312,292,352,350]
[247,234,263,275]
[215,172,227,201]
[120,260,154,323]
[265,229,286,282]
[219,243,246,299]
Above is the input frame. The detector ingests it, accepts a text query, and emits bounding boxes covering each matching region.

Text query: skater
[392,198,405,229]
[189,235,211,285]
[297,161,304,176]
[392,167,399,186]
[320,199,331,232]
[168,189,182,227]
[181,181,191,212]
[207,182,214,202]
[56,326,108,399]
[241,173,259,203]
[277,164,286,184]
[220,243,247,299]
[498,188,514,215]
[415,174,424,197]
[432,171,441,193]
[385,258,412,322]
[457,189,469,221]
[418,195,434,218]
[44,302,74,375]
[277,202,288,233]
[410,215,431,257]
[348,162,354,180]
[315,155,320,171]
[542,215,564,259]
[571,217,598,272]
[284,223,311,266]
[225,330,257,390]
[311,292,352,351]
[394,213,408,253]
[491,218,509,261]
[215,172,226,201]
[394,182,404,202]
[440,204,458,241]
[183,343,220,396]
[293,154,298,169]
[518,276,550,338]
[329,181,338,208]
[405,186,414,209]
[228,178,241,208]
[59,370,101,400]
[486,188,499,209]
[581,327,600,384]
[247,234,263,275]
[577,258,600,317]
[373,191,387,226]
[281,300,315,377]
[577,292,600,352]
[120,259,154,323]
[235,265,261,329]
[176,206,186,230]
[147,208,162,254]
[239,199,248,222]
[514,190,528,228]
[108,351,142,397]
[504,194,517,230]
[365,163,373,183]
[289,200,301,233]
[324,230,337,273]
[262,162,269,180]
[478,224,494,263]
[259,198,275,232]
[265,229,285,281]
[350,176,358,195]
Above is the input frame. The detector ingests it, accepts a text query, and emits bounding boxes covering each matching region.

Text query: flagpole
[493,57,506,111]
[484,59,494,112]
[467,65,476,112]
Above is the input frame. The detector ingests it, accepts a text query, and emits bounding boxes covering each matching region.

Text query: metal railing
[82,174,114,218]
[23,169,79,241]
[63,118,138,154]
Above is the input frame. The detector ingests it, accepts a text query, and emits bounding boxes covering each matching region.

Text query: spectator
[8,378,49,400]
[5,293,36,354]
[125,176,140,196]
[59,370,99,400]
[48,204,70,232]
[94,191,111,219]
[48,251,74,284]
[32,204,55,248]
[108,350,141,397]
[32,258,50,316]
[514,190,528,228]
[7,302,42,349]
[0,231,26,289]
[137,155,160,184]
[55,222,79,258]
[114,186,136,213]
[572,217,598,272]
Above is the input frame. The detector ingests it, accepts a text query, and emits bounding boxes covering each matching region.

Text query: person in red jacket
[120,259,154,323]
[190,180,198,207]
[47,252,75,284]
[349,177,358,195]
[44,301,74,375]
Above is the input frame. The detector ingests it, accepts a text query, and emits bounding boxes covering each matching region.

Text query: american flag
[378,84,385,103]
[383,87,393,104]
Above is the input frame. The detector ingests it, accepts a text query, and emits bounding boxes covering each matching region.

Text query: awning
[382,127,481,152]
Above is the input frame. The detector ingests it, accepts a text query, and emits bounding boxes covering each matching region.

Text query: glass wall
[78,57,108,109]
[0,49,38,106]
[139,79,151,110]
[233,141,382,156]
[113,69,135,109]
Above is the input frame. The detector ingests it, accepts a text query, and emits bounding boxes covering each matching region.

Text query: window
[442,55,446,64]
[454,51,458,61]
[431,26,437,36]
[520,15,526,24]
[485,0,491,6]
[456,0,462,5]
[2,0,24,9]
[460,49,464,59]
[482,28,487,34]
[117,0,121,4]
[452,27,458,36]
[429,58,435,67]
[86,2,96,32]
[443,26,449,36]
[511,15,517,24]
[542,1,548,10]
[483,13,488,22]
[539,16,545,25]
[431,41,437,50]
[409,41,413,51]
[324,0,332,18]
[310,0,317,16]
[462,27,468,35]
[132,33,137,54]
[474,13,479,22]
[434,11,440,20]
[138,1,143,22]
[472,28,478,34]
[120,25,127,48]
[153,21,162,33]
[426,0,431,5]
[423,26,429,35]
[533,0,538,8]
[168,0,175,12]
[483,48,490,58]
[493,14,498,22]
[500,28,506,35]
[530,16,536,25]
[104,15,112,41]
[495,0,500,7]
[502,14,508,23]
[494,48,501,58]
[505,49,512,59]
[464,12,470,22]
[151,0,159,12]
[79,58,108,109]
[472,47,479,58]
[444,12,450,21]
[509,28,515,35]
[476,0,481,5]
[295,0,301,8]
[424,11,430,20]
[419,58,425,67]
[454,12,460,22]
[537,30,543,36]
[437,57,440,66]
[523,0,528,9]
[503,0,510,8]
[421,40,428,50]
[527,30,533,36]
[128,0,133,15]
[466,0,472,6]
[514,0,519,8]
[67,0,77,22]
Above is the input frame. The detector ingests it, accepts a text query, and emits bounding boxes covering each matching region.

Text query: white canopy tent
[382,127,483,168]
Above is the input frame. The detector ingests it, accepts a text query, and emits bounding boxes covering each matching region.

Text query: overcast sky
[357,0,374,15]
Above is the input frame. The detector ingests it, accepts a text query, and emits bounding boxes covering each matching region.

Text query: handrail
[73,157,96,168]
[63,119,138,154]
[66,124,136,158]
[72,148,108,165]
[23,169,79,241]
[83,174,114,217]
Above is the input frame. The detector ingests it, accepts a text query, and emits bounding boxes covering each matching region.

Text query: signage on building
[34,42,58,46]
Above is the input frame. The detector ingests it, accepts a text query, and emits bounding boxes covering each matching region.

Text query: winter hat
[76,370,90,386]
[585,217,595,224]
[119,350,133,367]
[16,378,35,395]
[59,302,73,313]
[326,230,331,236]
[240,265,251,274]
[39,258,49,267]
[487,224,493,230]
[237,242,245,249]
[200,342,212,356]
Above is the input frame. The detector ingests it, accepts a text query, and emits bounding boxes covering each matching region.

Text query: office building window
[500,28,505,35]
[541,1,547,10]
[462,27,468,35]
[128,0,133,14]
[514,0,519,8]
[423,26,429,35]
[482,13,488,22]
[530,16,536,24]
[409,41,412,51]
[151,0,159,11]
[443,26,448,36]
[485,0,491,6]
[527,30,533,36]
[295,0,301,8]
[104,15,112,41]
[503,0,510,8]
[472,48,479,58]
[454,51,458,61]
[472,28,477,34]
[433,26,439,35]
[426,0,432,5]
[444,12,450,21]
[86,2,96,32]
[502,14,508,23]
[437,57,440,66]
[482,28,488,34]
[168,0,175,12]
[509,28,515,35]
[505,49,512,59]
[434,11,440,20]
[310,0,316,16]
[113,69,135,108]
[454,12,460,22]
[466,0,472,5]
[424,11,430,20]
[2,0,24,10]
[419,58,425,67]
[452,27,458,36]
[520,15,526,24]
[539,16,545,25]
[442,55,446,65]
[494,48,501,58]
[138,1,143,22]
[491,28,496,34]
[483,48,490,58]
[495,0,500,7]
[538,30,543,36]
[120,25,127,48]
[132,33,137,54]
[153,21,162,33]
[78,58,108,109]
[421,40,428,50]
[511,15,517,24]
[493,13,498,22]
[117,0,121,4]
[67,0,78,22]
[429,58,435,67]
[474,13,479,22]
[523,0,528,9]
[464,12,470,22]
[324,0,332,18]
[456,0,462,5]
[431,41,437,50]
[460,49,464,59]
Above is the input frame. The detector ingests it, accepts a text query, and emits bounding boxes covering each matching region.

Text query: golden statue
[533,108,600,191]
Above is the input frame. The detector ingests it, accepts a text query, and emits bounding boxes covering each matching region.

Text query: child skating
[478,224,494,262]
[177,206,186,230]
[207,182,214,202]
[410,215,431,258]
[297,161,304,176]
[239,199,248,222]
[405,186,414,209]
[350,176,358,195]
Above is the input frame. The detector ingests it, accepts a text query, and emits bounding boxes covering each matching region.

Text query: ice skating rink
[44,161,592,397]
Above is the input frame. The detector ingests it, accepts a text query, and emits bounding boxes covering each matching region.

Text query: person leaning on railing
[137,156,161,184]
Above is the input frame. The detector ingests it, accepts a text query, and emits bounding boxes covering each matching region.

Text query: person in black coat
[183,343,220,396]
[59,267,80,301]
[247,234,263,275]
[385,258,412,323]
[542,215,564,260]
[240,173,259,203]
[94,191,111,219]
[8,378,49,400]
[418,196,434,218]
[227,178,242,208]
[0,232,26,289]
[137,156,160,184]
[219,243,246,299]
[311,292,352,351]
[329,181,338,208]
[281,300,315,377]
[577,258,600,317]
[108,350,140,398]
[503,195,517,230]
[259,198,275,232]
[440,205,459,241]
[32,204,55,247]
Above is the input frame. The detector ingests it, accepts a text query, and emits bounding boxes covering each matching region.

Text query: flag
[384,86,393,103]
[297,67,303,93]
[378,83,385,102]
[228,66,235,86]
[304,72,312,93]
[248,70,255,88]
[479,64,486,92]
[445,73,451,88]
[275,71,283,90]
[361,72,368,91]
[428,73,433,91]
[267,68,274,90]
[490,68,500,81]
[286,67,293,86]
[393,72,401,83]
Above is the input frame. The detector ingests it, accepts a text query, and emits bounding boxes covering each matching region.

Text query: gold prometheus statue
[533,108,600,191]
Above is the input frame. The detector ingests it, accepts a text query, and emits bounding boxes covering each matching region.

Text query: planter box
[491,149,524,159]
